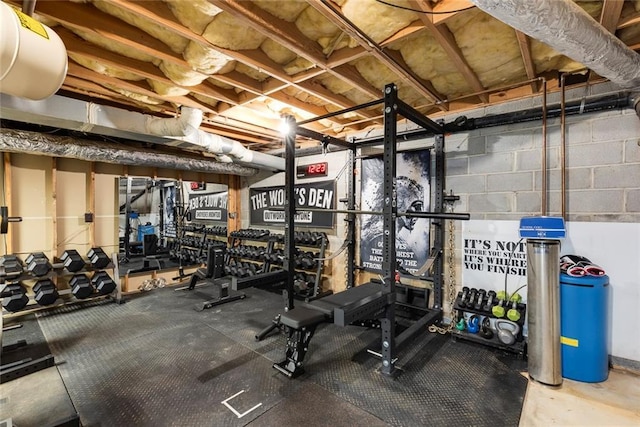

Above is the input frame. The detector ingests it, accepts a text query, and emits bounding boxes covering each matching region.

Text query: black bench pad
[280,307,326,329]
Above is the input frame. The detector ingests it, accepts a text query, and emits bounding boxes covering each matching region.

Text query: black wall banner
[188,191,228,222]
[359,150,431,276]
[249,180,335,228]
[162,183,177,238]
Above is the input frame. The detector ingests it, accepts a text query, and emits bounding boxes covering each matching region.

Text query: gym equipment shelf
[1,249,120,317]
[169,223,227,265]
[266,231,329,300]
[451,290,527,358]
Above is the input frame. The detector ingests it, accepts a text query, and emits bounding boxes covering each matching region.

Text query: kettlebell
[455,318,466,331]
[495,319,520,345]
[479,316,494,339]
[467,315,480,334]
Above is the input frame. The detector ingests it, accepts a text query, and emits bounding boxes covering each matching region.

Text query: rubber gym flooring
[4,285,528,426]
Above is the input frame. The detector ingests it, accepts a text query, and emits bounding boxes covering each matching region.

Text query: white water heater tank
[0,2,67,100]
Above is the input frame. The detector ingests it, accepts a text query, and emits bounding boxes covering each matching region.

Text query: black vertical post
[283,115,296,311]
[123,176,132,259]
[432,127,445,310]
[346,146,356,289]
[381,83,397,376]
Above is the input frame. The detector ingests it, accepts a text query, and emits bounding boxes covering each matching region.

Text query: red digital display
[297,162,328,178]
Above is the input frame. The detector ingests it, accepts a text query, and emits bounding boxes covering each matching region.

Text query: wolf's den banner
[249,180,335,228]
[188,191,228,222]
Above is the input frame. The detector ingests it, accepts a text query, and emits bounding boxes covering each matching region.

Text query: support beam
[515,31,539,92]
[407,0,489,103]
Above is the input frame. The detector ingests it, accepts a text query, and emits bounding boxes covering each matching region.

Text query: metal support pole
[346,147,356,289]
[283,115,297,311]
[432,128,445,310]
[381,83,398,376]
[123,176,132,260]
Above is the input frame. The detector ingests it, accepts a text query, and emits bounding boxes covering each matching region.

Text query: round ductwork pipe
[0,2,67,100]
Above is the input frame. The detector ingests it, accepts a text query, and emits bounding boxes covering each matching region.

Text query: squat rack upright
[280,83,468,376]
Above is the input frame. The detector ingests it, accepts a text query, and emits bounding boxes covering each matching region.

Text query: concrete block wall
[445,102,640,223]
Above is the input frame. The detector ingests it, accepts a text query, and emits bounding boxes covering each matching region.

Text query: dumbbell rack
[1,250,121,382]
[1,259,118,317]
[451,289,527,357]
[265,232,329,300]
[171,224,227,265]
[225,229,271,281]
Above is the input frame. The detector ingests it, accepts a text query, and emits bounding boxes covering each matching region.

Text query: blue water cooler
[137,223,156,242]
[560,273,610,382]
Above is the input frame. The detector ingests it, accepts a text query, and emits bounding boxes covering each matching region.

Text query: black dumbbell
[60,249,85,272]
[34,279,58,306]
[87,247,110,269]
[1,282,29,312]
[483,290,497,312]
[70,274,94,299]
[474,289,487,311]
[0,254,23,277]
[26,252,52,276]
[457,286,470,308]
[300,253,316,270]
[465,288,478,308]
[92,271,116,295]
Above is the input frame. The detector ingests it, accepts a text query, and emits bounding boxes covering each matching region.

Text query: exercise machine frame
[274,83,466,377]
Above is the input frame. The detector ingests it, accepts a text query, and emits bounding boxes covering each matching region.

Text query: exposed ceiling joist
[515,31,539,92]
[305,0,448,111]
[408,0,489,103]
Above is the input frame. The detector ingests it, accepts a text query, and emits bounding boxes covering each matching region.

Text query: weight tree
[280,83,468,376]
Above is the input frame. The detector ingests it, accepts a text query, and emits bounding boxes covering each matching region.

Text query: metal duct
[0,94,285,171]
[468,0,640,89]
[0,128,258,176]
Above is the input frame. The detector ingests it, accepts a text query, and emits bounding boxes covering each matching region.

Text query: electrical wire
[503,238,524,299]
[373,0,475,14]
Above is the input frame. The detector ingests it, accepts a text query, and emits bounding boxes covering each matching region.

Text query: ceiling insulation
[2,0,639,155]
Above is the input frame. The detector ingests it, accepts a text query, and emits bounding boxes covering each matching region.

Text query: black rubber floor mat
[34,287,527,427]
[311,332,528,427]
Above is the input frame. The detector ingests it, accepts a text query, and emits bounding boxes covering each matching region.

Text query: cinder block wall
[444,85,640,223]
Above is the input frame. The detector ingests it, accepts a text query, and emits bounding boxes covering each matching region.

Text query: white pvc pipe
[0,93,285,171]
[0,2,67,100]
[145,106,203,137]
[469,0,640,89]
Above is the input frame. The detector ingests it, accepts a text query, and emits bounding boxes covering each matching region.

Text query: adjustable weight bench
[273,281,390,378]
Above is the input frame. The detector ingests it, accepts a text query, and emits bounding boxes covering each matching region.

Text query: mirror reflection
[118,177,228,273]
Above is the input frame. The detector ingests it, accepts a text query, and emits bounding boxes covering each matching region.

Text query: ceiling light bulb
[279,120,291,136]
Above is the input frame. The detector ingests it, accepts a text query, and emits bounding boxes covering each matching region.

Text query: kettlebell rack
[451,287,527,357]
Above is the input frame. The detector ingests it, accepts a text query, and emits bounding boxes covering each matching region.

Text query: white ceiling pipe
[145,106,203,137]
[0,2,68,100]
[0,94,285,171]
[182,128,285,171]
[469,0,640,89]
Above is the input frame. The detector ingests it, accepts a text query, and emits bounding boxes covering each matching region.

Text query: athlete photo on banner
[162,183,177,238]
[360,150,431,276]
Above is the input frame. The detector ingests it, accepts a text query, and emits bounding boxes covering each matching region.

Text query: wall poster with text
[249,180,335,228]
[359,150,431,275]
[188,191,228,222]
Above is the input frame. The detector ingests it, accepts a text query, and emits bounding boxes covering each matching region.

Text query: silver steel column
[527,239,562,386]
